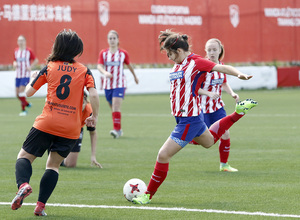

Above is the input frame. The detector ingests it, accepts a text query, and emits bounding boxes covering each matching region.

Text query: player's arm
[198,88,220,99]
[222,82,239,102]
[85,87,99,127]
[212,64,252,80]
[25,71,39,97]
[13,61,17,69]
[88,129,102,168]
[126,64,139,84]
[30,57,39,70]
[97,64,112,78]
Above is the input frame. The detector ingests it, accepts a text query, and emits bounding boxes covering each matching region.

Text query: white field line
[0,202,299,218]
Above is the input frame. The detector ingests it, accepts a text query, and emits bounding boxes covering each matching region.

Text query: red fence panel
[277,67,300,87]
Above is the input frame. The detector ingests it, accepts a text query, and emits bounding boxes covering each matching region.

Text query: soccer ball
[123,178,147,202]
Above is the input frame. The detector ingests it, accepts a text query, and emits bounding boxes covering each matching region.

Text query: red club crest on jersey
[98,1,110,26]
[130,184,140,193]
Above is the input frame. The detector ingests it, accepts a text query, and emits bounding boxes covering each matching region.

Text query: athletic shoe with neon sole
[220,163,238,172]
[34,201,47,216]
[11,183,32,210]
[235,99,258,115]
[132,193,151,205]
[26,103,32,108]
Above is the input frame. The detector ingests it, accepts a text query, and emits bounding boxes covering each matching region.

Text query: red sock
[189,140,199,145]
[18,96,29,111]
[219,138,230,163]
[146,161,169,199]
[209,112,243,143]
[112,112,121,130]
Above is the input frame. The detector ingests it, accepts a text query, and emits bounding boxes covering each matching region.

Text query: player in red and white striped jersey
[13,35,38,116]
[198,38,240,172]
[132,30,257,205]
[97,30,139,138]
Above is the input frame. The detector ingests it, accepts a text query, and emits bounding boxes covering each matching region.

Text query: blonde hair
[205,38,225,60]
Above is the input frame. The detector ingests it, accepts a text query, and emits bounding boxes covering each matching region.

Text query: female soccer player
[62,91,102,168]
[198,38,240,172]
[132,30,257,204]
[97,30,139,138]
[11,30,99,216]
[13,35,38,116]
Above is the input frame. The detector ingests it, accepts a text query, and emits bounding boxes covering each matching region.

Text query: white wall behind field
[0,66,277,98]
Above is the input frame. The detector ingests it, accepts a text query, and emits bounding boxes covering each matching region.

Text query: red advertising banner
[0,0,299,65]
[277,67,300,87]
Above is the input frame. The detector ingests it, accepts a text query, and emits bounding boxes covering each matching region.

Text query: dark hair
[158,30,189,53]
[47,29,83,63]
[206,38,225,60]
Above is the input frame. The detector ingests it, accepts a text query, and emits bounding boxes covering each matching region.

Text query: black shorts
[23,127,78,158]
[71,128,83,152]
[70,126,95,153]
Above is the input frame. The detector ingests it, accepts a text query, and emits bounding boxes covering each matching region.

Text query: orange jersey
[32,61,96,139]
[81,103,93,128]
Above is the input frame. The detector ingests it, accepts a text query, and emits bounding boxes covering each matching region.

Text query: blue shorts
[16,77,30,87]
[170,114,207,148]
[104,88,126,105]
[203,107,227,128]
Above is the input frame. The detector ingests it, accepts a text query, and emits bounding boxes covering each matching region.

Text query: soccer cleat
[235,99,258,115]
[26,103,32,108]
[110,129,123,139]
[11,183,32,210]
[19,111,28,116]
[132,193,151,205]
[220,163,238,172]
[34,201,47,216]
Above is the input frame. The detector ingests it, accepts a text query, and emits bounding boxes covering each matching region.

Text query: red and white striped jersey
[14,47,36,78]
[169,53,216,117]
[97,48,130,89]
[200,61,227,113]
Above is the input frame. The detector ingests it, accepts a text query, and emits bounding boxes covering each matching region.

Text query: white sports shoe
[19,111,27,116]
[110,129,123,139]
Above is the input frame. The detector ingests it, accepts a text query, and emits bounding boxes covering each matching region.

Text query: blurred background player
[97,30,139,138]
[132,30,257,205]
[10,30,99,216]
[62,91,102,168]
[197,38,239,172]
[13,35,38,116]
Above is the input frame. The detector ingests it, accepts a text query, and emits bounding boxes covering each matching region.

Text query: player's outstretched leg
[11,183,32,210]
[209,99,258,143]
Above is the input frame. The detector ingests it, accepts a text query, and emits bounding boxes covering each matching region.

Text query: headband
[168,35,179,49]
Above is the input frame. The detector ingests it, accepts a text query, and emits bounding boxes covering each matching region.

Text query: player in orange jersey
[62,92,102,168]
[10,30,99,216]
